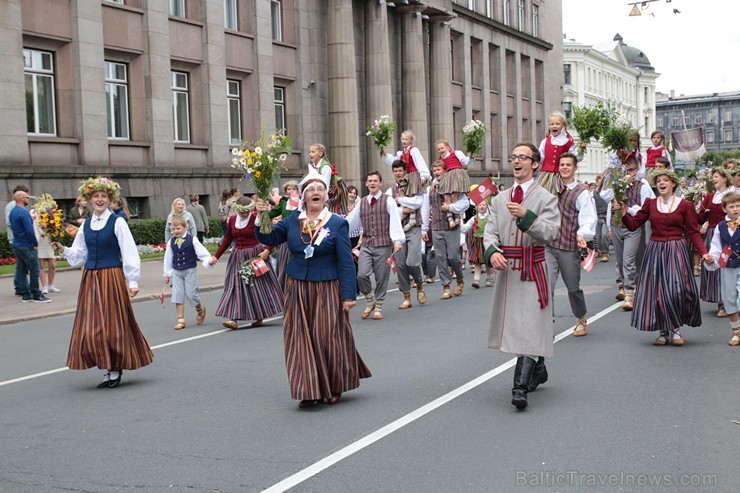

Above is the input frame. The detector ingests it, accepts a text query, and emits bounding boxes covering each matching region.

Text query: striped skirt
[67,267,153,371]
[468,236,485,265]
[699,226,721,303]
[328,177,349,216]
[215,245,284,322]
[405,170,424,197]
[276,243,292,289]
[283,276,371,401]
[535,171,562,197]
[438,168,471,195]
[631,239,702,333]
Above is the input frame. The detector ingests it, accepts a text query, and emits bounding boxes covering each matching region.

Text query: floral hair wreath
[78,177,121,201]
[231,201,254,213]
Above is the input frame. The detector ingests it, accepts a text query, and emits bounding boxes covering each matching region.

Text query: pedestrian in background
[32,194,61,295]
[111,197,130,222]
[5,184,30,295]
[217,189,231,236]
[186,194,210,243]
[165,198,197,243]
[68,195,92,227]
[54,177,152,388]
[9,187,51,303]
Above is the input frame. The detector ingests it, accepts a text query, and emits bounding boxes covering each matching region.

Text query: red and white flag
[160,286,166,308]
[580,249,597,272]
[387,254,397,274]
[468,177,498,205]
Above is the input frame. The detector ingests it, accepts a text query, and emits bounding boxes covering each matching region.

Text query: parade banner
[671,127,706,161]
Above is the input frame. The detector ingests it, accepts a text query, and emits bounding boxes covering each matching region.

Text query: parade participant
[435,140,471,228]
[9,188,50,303]
[54,177,151,388]
[385,130,431,197]
[601,157,654,310]
[621,169,714,346]
[426,160,468,299]
[591,179,610,262]
[484,143,560,410]
[268,180,300,287]
[460,198,494,288]
[386,160,427,309]
[346,185,362,249]
[706,193,740,345]
[734,170,740,191]
[165,198,197,243]
[545,153,597,337]
[186,194,209,243]
[255,169,371,408]
[209,196,283,329]
[697,167,734,316]
[536,112,583,195]
[623,132,642,164]
[307,143,349,215]
[640,130,671,176]
[163,215,212,330]
[346,171,404,320]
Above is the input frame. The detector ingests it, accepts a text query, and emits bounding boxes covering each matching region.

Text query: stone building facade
[1,0,562,220]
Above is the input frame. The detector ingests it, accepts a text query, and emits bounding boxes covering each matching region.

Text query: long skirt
[276,243,292,289]
[215,245,284,322]
[67,267,153,370]
[468,236,485,265]
[631,239,702,333]
[699,226,721,303]
[283,277,371,401]
[405,170,424,197]
[438,168,471,195]
[328,177,349,216]
[535,170,562,196]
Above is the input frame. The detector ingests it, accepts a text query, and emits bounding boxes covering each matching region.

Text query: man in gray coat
[484,143,560,410]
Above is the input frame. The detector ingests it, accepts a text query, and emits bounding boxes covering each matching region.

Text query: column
[202,0,229,167]
[364,0,394,184]
[429,16,454,150]
[399,6,429,159]
[0,0,29,164]
[327,0,360,184]
[254,0,276,132]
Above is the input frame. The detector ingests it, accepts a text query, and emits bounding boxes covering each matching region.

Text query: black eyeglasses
[508,154,534,163]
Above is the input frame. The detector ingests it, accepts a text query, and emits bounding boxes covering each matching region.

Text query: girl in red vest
[384,130,431,197]
[641,130,672,176]
[435,140,471,228]
[536,112,581,196]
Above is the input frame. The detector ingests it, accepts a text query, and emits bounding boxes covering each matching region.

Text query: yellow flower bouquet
[231,130,292,233]
[32,194,69,243]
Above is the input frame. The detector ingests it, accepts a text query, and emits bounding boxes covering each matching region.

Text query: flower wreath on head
[231,201,254,214]
[79,177,121,201]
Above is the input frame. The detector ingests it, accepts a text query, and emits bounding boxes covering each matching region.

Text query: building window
[172,71,190,143]
[643,86,649,105]
[706,130,714,143]
[532,4,539,37]
[486,0,494,18]
[502,0,510,25]
[169,0,185,17]
[683,114,689,125]
[274,86,285,132]
[109,0,124,4]
[694,113,702,125]
[23,49,56,136]
[468,0,476,11]
[517,0,525,31]
[724,110,732,122]
[227,79,241,145]
[104,62,129,140]
[671,113,679,126]
[271,0,282,41]
[224,0,237,30]
[725,129,733,142]
[657,116,663,128]
[563,63,572,85]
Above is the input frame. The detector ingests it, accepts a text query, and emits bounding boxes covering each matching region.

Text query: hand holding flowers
[462,119,489,156]
[366,115,396,156]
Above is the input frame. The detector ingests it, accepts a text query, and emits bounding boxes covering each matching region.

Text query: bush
[0,231,12,259]
[128,218,168,245]
[208,216,222,235]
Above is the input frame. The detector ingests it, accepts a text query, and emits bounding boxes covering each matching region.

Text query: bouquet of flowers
[366,115,396,156]
[694,167,714,193]
[231,130,292,233]
[682,181,705,205]
[32,194,68,243]
[569,102,613,158]
[238,258,257,285]
[602,163,629,227]
[601,119,636,157]
[462,119,489,156]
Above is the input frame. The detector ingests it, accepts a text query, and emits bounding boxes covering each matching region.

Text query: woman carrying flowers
[32,193,62,294]
[53,177,153,389]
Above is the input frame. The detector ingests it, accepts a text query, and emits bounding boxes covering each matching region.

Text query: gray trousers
[546,246,587,319]
[432,229,463,287]
[171,267,201,306]
[358,244,393,302]
[612,226,643,290]
[396,227,423,293]
[595,217,609,255]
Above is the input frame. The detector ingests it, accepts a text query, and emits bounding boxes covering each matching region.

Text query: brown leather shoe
[440,287,452,300]
[399,292,412,309]
[615,286,626,301]
[600,254,609,262]
[653,336,668,346]
[327,393,341,405]
[361,304,375,319]
[196,305,206,325]
[416,286,427,304]
[671,336,685,346]
[573,319,587,337]
[729,334,740,346]
[222,320,238,329]
[622,292,634,311]
[453,280,464,296]
[173,318,186,330]
[373,309,383,320]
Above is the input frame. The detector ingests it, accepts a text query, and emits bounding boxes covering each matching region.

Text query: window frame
[502,0,510,26]
[224,0,237,30]
[23,48,57,136]
[169,0,185,17]
[563,63,572,85]
[271,0,283,42]
[227,79,242,145]
[532,4,539,37]
[706,130,714,143]
[517,0,525,31]
[274,86,286,133]
[724,128,733,142]
[104,61,130,140]
[172,71,191,143]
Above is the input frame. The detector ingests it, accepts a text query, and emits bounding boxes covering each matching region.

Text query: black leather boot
[511,357,536,409]
[528,357,548,392]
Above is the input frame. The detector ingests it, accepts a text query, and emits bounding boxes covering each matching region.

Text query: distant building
[562,33,659,182]
[0,0,563,223]
[656,91,740,163]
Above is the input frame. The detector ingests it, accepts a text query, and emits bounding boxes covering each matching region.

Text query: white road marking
[261,302,622,493]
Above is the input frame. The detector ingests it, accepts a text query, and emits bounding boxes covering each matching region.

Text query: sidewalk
[0,255,229,325]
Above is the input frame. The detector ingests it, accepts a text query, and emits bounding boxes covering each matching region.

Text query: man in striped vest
[600,157,654,310]
[387,160,428,309]
[346,171,405,320]
[545,153,597,336]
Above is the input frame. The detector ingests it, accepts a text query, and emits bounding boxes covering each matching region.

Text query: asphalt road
[1,261,738,492]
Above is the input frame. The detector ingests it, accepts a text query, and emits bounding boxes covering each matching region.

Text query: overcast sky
[562,0,740,96]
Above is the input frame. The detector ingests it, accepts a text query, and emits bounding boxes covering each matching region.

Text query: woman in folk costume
[268,180,300,287]
[254,169,371,408]
[54,177,153,389]
[384,129,432,197]
[435,140,471,228]
[484,143,560,410]
[209,196,284,329]
[536,112,583,196]
[460,197,494,288]
[697,167,734,317]
[621,169,715,346]
[307,143,349,215]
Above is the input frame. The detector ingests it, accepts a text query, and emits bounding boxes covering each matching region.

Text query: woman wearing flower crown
[54,177,153,389]
[209,196,284,329]
[307,143,349,215]
[254,169,371,408]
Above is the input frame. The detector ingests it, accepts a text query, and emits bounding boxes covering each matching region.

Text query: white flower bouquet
[366,115,396,156]
[461,119,489,156]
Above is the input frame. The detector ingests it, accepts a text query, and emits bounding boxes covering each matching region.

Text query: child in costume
[307,143,349,215]
[384,130,431,197]
[536,112,582,195]
[435,140,471,228]
[460,198,494,288]
[641,130,671,177]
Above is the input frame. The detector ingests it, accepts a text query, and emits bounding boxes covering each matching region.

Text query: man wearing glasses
[483,143,560,410]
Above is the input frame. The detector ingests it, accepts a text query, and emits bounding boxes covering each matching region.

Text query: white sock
[109,370,120,380]
[102,372,110,382]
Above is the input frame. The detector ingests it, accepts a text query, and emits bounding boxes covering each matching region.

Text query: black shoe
[15,291,23,296]
[511,356,536,409]
[97,374,110,389]
[527,357,548,392]
[108,371,122,388]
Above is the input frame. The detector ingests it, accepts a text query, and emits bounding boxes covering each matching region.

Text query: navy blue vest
[84,215,123,270]
[170,234,198,270]
[718,221,740,268]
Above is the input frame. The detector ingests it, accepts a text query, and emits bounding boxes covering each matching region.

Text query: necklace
[658,195,676,212]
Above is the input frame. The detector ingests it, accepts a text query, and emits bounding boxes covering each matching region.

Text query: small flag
[160,286,166,308]
[718,245,733,268]
[387,252,397,274]
[468,177,498,205]
[581,249,597,272]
